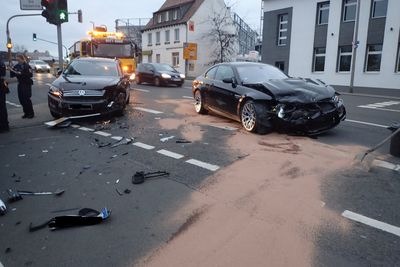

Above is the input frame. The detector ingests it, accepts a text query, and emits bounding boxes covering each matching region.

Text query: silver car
[29,60,51,73]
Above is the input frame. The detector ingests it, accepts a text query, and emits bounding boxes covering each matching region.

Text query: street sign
[183,43,197,60]
[20,0,42,10]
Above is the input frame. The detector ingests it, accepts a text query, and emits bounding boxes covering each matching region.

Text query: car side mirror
[55,68,62,77]
[222,77,237,88]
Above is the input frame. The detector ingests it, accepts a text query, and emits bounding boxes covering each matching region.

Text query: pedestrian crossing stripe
[358,101,400,109]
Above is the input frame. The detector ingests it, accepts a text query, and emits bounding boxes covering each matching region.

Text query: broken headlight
[332,95,339,102]
[49,85,62,97]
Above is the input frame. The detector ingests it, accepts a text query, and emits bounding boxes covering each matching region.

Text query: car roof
[74,57,118,63]
[217,62,266,67]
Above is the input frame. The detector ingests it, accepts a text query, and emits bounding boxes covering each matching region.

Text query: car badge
[78,90,86,96]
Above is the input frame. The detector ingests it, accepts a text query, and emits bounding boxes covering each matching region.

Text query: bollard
[388,123,400,157]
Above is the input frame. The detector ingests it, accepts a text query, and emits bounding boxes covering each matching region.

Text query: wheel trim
[194,91,202,113]
[241,102,256,131]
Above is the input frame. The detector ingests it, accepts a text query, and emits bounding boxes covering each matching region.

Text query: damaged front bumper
[48,93,124,117]
[273,99,346,135]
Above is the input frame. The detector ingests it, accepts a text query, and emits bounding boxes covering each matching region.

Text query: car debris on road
[0,198,6,215]
[6,189,65,202]
[132,171,170,184]
[29,207,111,232]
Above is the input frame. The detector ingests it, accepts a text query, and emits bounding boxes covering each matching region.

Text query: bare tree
[207,8,237,65]
[13,44,28,54]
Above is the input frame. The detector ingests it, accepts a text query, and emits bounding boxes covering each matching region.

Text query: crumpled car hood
[54,76,120,91]
[260,78,335,103]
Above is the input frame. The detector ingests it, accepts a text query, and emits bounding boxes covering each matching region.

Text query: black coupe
[48,57,131,118]
[192,62,346,135]
[135,63,185,87]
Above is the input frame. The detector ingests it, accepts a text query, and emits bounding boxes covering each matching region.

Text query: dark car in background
[192,62,346,135]
[48,57,130,118]
[136,63,185,87]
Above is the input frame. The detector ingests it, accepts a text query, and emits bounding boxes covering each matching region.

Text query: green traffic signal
[59,10,68,22]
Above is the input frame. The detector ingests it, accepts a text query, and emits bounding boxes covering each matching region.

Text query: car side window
[215,66,235,81]
[205,67,218,80]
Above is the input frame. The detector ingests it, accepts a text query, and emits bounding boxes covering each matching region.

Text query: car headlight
[35,65,41,68]
[161,73,171,79]
[130,73,136,80]
[180,74,186,79]
[49,85,62,97]
[332,95,339,102]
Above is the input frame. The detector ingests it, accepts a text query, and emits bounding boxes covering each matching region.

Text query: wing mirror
[55,68,62,77]
[222,77,237,88]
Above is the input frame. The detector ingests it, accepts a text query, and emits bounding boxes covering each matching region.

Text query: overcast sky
[0,0,262,57]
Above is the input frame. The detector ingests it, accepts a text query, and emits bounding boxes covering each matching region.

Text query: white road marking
[342,210,400,237]
[111,136,123,141]
[182,96,193,99]
[71,124,81,128]
[186,159,220,171]
[94,131,112,137]
[79,127,95,132]
[133,142,155,150]
[358,101,400,108]
[134,107,164,114]
[357,106,400,113]
[345,119,388,128]
[6,101,21,108]
[135,89,150,93]
[157,149,184,159]
[373,160,400,172]
[210,124,239,131]
[160,136,175,142]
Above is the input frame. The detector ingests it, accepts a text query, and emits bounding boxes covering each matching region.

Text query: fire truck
[69,26,137,79]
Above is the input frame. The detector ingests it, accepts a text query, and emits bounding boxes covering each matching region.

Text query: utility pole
[349,0,361,93]
[57,24,63,70]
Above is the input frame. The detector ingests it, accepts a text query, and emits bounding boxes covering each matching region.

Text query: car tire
[178,83,183,87]
[194,90,207,114]
[136,76,142,85]
[240,100,272,134]
[50,110,61,119]
[155,77,161,87]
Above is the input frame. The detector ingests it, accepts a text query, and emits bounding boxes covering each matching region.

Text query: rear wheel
[194,90,207,114]
[240,100,272,134]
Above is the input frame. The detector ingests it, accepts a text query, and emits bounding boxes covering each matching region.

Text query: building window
[157,14,162,23]
[277,14,288,46]
[165,11,170,22]
[343,0,357,22]
[147,55,152,63]
[313,47,326,72]
[156,54,161,63]
[174,28,180,43]
[317,2,330,25]
[156,31,161,45]
[147,33,152,46]
[172,52,180,67]
[275,61,285,71]
[365,44,382,72]
[371,0,388,18]
[397,44,400,72]
[173,10,178,20]
[338,45,352,72]
[165,30,170,44]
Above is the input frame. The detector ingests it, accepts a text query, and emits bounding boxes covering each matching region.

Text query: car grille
[63,90,104,97]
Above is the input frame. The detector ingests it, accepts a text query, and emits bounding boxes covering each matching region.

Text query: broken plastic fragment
[0,199,6,215]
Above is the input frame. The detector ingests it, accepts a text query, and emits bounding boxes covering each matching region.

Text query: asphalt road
[0,74,399,266]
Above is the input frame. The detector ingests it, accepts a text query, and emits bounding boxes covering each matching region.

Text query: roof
[144,0,205,31]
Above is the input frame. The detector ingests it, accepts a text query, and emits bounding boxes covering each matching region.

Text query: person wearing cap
[8,54,34,119]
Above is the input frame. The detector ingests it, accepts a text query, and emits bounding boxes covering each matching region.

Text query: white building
[141,0,237,78]
[262,0,400,91]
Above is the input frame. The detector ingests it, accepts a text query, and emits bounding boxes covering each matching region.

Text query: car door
[202,66,218,108]
[142,64,153,83]
[211,65,239,116]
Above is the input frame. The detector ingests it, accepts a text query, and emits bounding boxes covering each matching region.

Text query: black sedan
[135,63,185,87]
[48,57,130,118]
[192,62,346,135]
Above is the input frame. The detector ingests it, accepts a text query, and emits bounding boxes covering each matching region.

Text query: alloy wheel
[194,90,202,113]
[241,101,256,131]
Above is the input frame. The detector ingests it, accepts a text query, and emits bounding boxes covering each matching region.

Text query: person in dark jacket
[9,54,34,118]
[0,58,9,132]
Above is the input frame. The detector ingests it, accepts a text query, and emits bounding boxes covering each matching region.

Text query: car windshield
[64,60,118,76]
[92,43,132,58]
[153,64,177,72]
[33,60,47,65]
[237,64,288,84]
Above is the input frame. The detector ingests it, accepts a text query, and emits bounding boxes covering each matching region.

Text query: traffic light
[78,9,83,23]
[33,33,37,41]
[41,0,57,25]
[41,0,68,25]
[57,0,68,24]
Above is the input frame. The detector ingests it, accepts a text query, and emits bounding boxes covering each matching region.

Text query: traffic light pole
[57,24,64,70]
[34,36,68,57]
[6,13,42,65]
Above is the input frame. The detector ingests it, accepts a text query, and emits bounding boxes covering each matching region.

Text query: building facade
[233,13,259,56]
[262,0,400,90]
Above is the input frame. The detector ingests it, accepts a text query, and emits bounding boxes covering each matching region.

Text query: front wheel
[50,110,61,119]
[240,100,272,134]
[194,90,207,114]
[155,77,161,87]
[136,76,142,85]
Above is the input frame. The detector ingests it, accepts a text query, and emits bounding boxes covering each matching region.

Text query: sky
[0,0,262,57]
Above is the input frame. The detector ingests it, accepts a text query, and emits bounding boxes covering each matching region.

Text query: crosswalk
[358,101,400,109]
